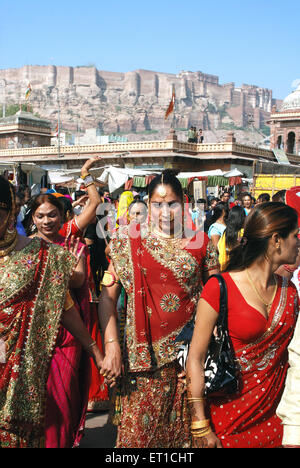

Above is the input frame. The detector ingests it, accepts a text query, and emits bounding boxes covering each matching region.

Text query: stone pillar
[165,128,178,141]
[225,131,236,143]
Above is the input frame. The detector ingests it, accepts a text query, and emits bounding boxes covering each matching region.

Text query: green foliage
[0,103,27,117]
[260,125,270,136]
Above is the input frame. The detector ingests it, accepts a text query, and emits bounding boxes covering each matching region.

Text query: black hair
[272,190,286,203]
[225,205,246,248]
[148,169,183,201]
[225,202,298,272]
[57,196,74,221]
[75,190,86,200]
[128,199,148,212]
[0,175,13,211]
[258,193,270,203]
[207,202,229,227]
[55,186,69,196]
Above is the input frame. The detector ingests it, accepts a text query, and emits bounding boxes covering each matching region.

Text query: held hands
[99,340,123,388]
[192,430,222,448]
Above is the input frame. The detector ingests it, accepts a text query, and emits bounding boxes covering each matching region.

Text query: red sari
[0,239,76,448]
[109,223,219,447]
[201,272,298,448]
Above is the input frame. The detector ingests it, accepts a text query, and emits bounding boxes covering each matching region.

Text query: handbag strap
[206,274,228,328]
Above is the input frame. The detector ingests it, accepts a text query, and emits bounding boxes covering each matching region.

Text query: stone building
[0,110,52,149]
[269,84,300,155]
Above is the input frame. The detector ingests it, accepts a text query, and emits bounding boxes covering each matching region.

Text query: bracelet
[87,341,97,349]
[83,174,94,186]
[105,338,119,345]
[85,182,95,188]
[191,427,212,438]
[191,419,210,430]
[187,397,206,403]
[81,172,91,180]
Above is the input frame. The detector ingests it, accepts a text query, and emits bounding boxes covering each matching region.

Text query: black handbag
[176,274,239,396]
[204,274,239,396]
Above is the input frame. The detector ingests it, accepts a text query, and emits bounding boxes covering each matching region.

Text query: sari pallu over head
[0,238,76,446]
[208,276,298,448]
[110,223,212,372]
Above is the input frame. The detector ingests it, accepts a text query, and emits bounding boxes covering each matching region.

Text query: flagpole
[164,84,176,134]
[171,84,175,131]
[56,88,62,158]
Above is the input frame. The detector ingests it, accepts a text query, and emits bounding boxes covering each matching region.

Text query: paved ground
[79,411,117,448]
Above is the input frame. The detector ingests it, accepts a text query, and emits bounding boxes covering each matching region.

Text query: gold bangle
[105,338,119,345]
[191,419,210,430]
[81,172,91,180]
[85,182,95,188]
[191,427,212,438]
[187,397,206,402]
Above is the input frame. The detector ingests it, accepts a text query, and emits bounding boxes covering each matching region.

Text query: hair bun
[161,169,179,177]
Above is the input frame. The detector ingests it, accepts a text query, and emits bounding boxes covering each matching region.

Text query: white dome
[281,84,300,111]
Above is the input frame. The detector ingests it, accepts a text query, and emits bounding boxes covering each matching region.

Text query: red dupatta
[208,276,298,448]
[110,223,213,372]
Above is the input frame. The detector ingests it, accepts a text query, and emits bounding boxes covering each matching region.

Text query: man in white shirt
[277,310,300,447]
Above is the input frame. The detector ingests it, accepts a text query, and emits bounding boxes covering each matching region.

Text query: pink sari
[45,235,91,448]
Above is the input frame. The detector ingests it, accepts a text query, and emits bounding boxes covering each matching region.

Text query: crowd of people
[187,127,204,143]
[1,158,300,449]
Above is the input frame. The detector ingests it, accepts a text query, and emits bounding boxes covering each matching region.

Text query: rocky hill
[0,65,278,145]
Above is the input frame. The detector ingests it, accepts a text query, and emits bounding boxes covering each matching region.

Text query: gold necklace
[152,228,183,242]
[246,269,278,310]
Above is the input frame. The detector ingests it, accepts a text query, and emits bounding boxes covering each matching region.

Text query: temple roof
[0,110,51,128]
[281,84,300,111]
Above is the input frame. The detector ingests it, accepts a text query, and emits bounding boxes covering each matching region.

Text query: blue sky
[0,0,299,99]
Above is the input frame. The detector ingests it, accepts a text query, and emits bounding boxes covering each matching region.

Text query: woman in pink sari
[31,194,91,448]
[186,202,300,448]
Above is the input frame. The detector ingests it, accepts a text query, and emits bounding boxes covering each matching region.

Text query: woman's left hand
[100,342,123,388]
[64,235,85,265]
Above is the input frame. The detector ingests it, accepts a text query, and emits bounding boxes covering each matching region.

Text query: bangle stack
[187,397,206,404]
[81,172,94,188]
[190,419,212,439]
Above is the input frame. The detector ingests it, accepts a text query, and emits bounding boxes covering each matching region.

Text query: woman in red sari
[186,202,300,448]
[98,170,219,448]
[0,176,104,448]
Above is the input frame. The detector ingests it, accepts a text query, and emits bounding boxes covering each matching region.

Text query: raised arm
[75,157,102,232]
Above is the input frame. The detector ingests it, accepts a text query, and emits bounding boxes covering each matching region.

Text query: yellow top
[218,228,244,272]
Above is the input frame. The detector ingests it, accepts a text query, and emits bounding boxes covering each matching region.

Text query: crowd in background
[1,159,300,449]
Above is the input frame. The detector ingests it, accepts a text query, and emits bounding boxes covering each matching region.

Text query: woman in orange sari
[98,170,219,448]
[186,202,299,448]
